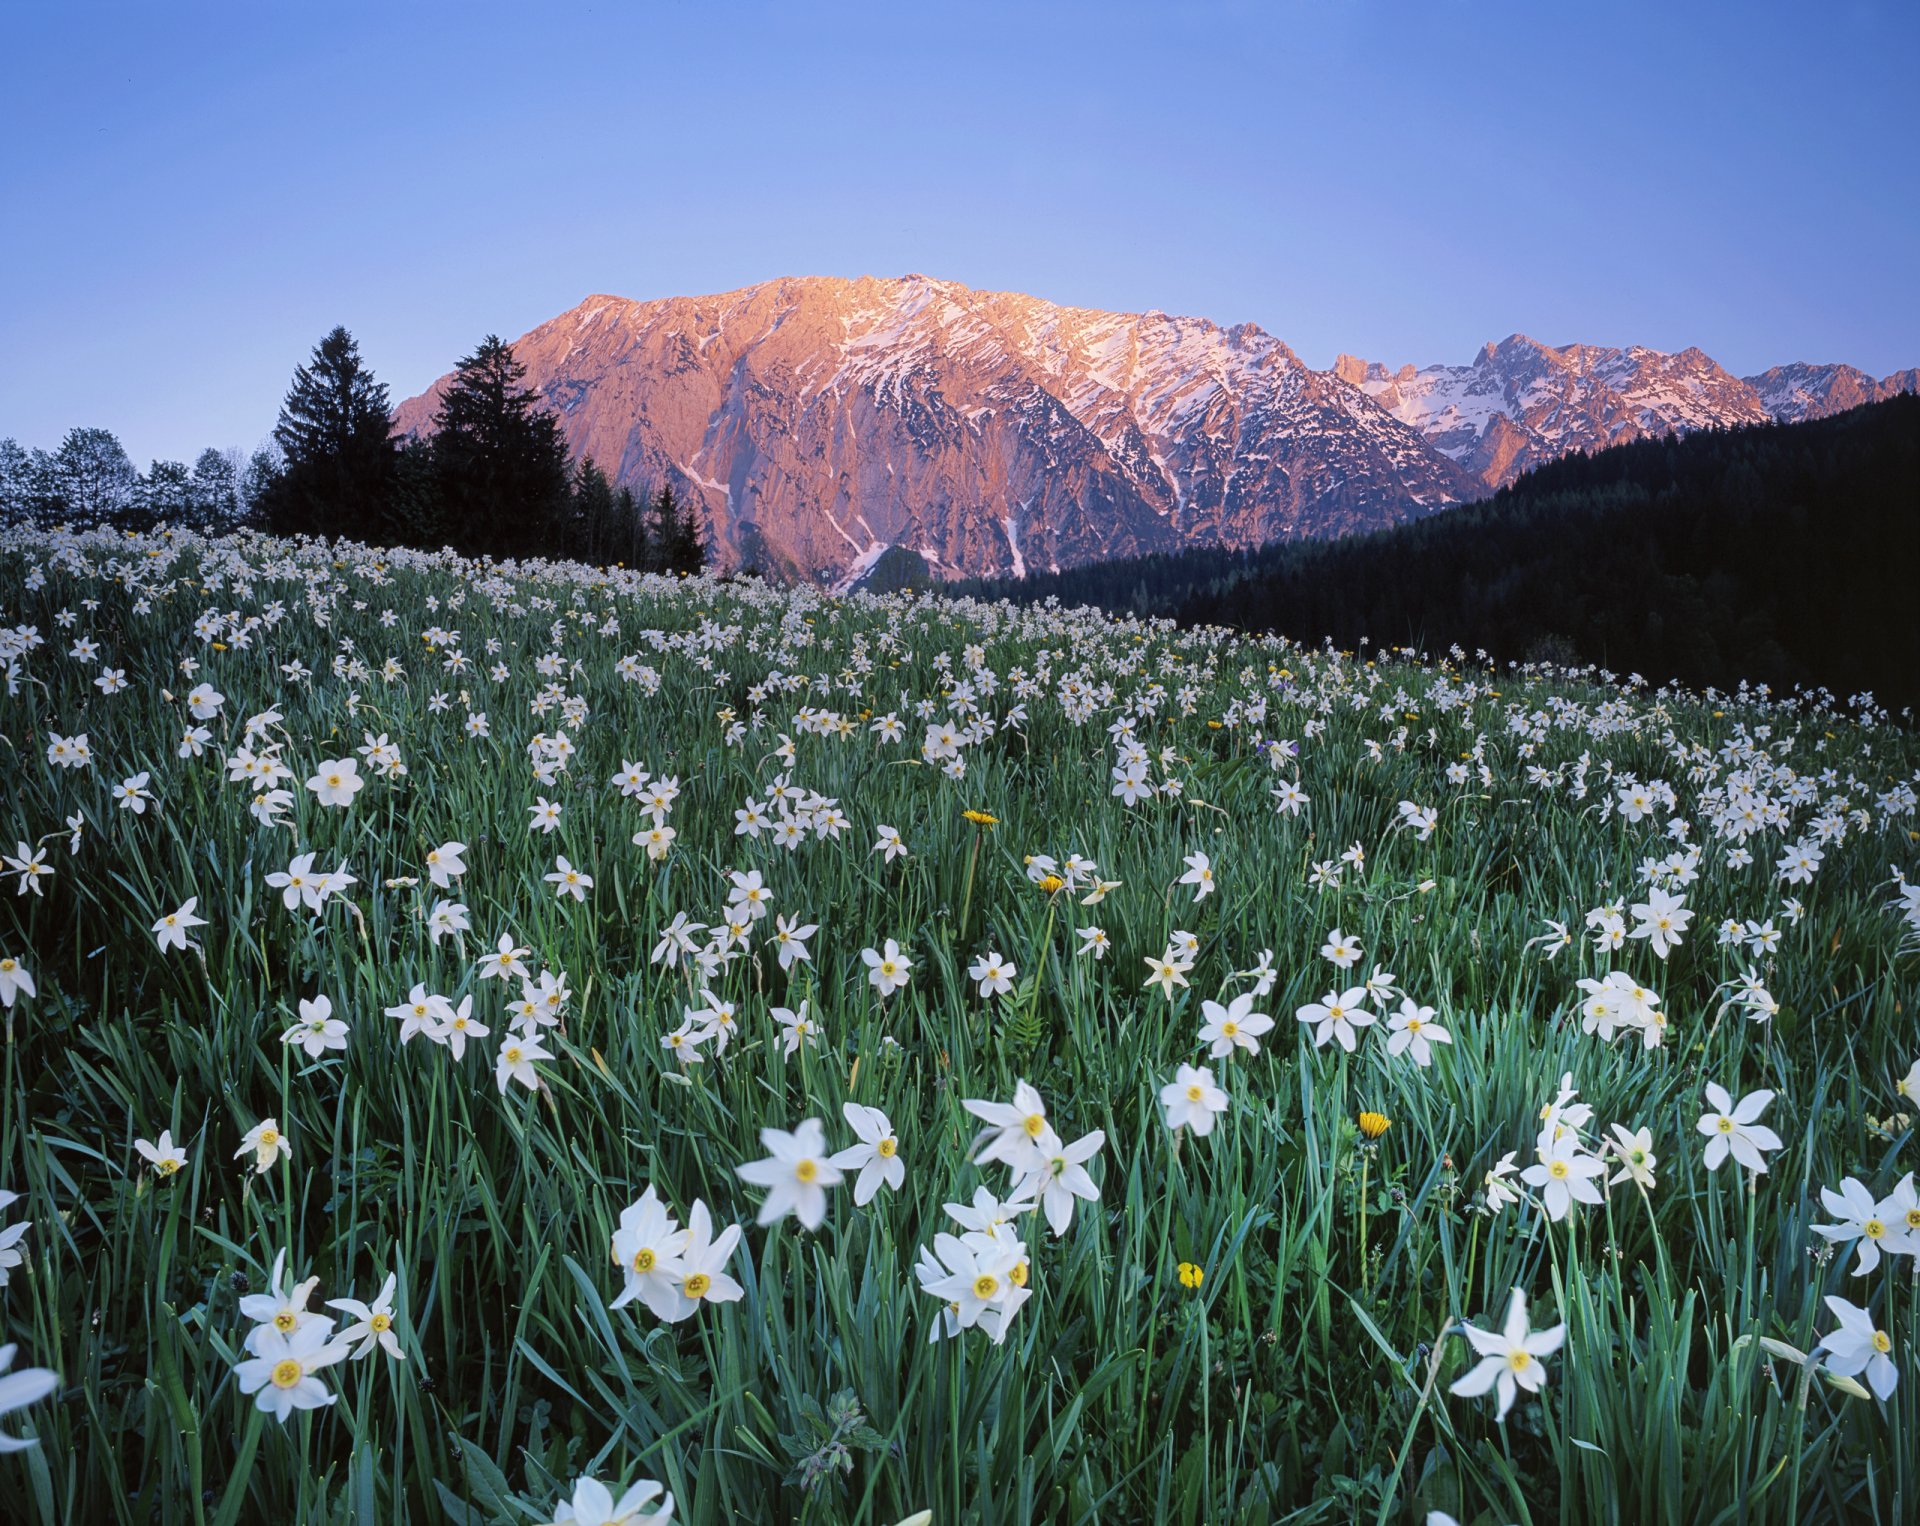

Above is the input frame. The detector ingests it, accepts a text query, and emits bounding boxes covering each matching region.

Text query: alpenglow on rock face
[392,276,1916,583]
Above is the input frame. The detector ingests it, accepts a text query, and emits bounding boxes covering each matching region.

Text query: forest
[963,396,1920,710]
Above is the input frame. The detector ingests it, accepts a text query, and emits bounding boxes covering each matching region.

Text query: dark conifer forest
[963,396,1920,709]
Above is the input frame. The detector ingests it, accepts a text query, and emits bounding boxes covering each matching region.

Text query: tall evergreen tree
[650,483,706,575]
[262,326,396,540]
[239,446,283,525]
[571,458,615,563]
[430,335,571,557]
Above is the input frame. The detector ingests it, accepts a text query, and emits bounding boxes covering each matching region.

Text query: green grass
[0,525,1916,1524]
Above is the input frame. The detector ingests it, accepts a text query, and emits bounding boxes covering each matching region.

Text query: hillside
[963,395,1920,709]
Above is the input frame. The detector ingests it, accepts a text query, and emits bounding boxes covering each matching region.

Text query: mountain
[393,276,1916,581]
[393,276,1473,583]
[1339,339,1920,494]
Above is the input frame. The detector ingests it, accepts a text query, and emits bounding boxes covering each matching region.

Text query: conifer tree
[262,326,396,540]
[430,335,571,557]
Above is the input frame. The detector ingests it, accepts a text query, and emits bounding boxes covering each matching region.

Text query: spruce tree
[650,483,706,575]
[430,335,572,558]
[263,326,396,540]
[571,458,614,563]
[189,448,241,530]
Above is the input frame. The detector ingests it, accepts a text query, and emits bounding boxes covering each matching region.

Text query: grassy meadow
[0,525,1916,1524]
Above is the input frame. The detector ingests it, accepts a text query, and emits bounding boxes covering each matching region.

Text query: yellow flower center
[270,1358,304,1388]
[1865,1220,1885,1240]
[1024,1114,1046,1137]
[973,1274,1000,1300]
[258,1129,278,1148]
[1508,1350,1533,1373]
[274,1312,297,1332]
[1010,1261,1029,1287]
[877,1138,898,1158]
[1873,1330,1893,1354]
[370,1313,391,1332]
[634,1248,656,1272]
[1186,1085,1203,1102]
[684,1272,712,1299]
[795,1159,819,1183]
[1548,1160,1570,1179]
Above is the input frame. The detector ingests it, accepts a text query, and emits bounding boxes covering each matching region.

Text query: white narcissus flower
[1177,850,1215,902]
[1818,1295,1899,1399]
[830,1102,906,1206]
[549,1474,675,1525]
[1296,988,1375,1052]
[608,1187,690,1319]
[495,1035,552,1094]
[1197,992,1274,1058]
[1160,1064,1229,1136]
[736,1118,841,1229]
[281,994,349,1059]
[1521,1137,1608,1221]
[238,1249,326,1351]
[1449,1288,1565,1421]
[663,1200,745,1321]
[0,1343,60,1452]
[152,898,207,953]
[326,1271,405,1361]
[1384,998,1451,1067]
[233,1320,349,1422]
[1696,1083,1783,1174]
[305,757,364,808]
[1813,1178,1915,1276]
[968,950,1017,999]
[862,939,914,997]
[424,841,467,888]
[1008,1126,1105,1237]
[235,1116,290,1174]
[963,1080,1051,1167]
[135,1129,188,1177]
[0,955,33,1010]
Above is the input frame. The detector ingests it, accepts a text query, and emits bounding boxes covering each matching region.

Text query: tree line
[962,395,1920,711]
[0,326,706,573]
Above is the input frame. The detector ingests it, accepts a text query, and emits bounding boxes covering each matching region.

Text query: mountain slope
[393,276,1475,581]
[394,276,1917,579]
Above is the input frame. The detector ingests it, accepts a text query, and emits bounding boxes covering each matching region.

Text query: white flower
[609,1187,691,1319]
[326,1272,405,1361]
[736,1118,841,1229]
[549,1474,675,1525]
[304,758,364,808]
[233,1320,349,1422]
[281,994,349,1059]
[1814,1178,1915,1276]
[152,898,207,954]
[0,956,34,1010]
[235,1116,290,1174]
[0,1343,60,1452]
[1817,1295,1899,1399]
[862,938,914,998]
[829,1103,906,1206]
[1007,1126,1104,1237]
[1449,1288,1565,1421]
[1160,1064,1229,1136]
[1296,988,1374,1052]
[1696,1083,1783,1174]
[968,950,1017,999]
[1197,992,1274,1058]
[495,1035,552,1093]
[134,1129,188,1177]
[1177,851,1215,902]
[1384,998,1451,1066]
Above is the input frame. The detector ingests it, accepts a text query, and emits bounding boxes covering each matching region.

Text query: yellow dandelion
[1357,1111,1391,1140]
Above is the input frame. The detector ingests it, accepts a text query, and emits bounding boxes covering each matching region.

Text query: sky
[2,0,1915,465]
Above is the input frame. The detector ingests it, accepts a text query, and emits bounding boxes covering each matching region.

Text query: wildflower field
[1,527,1917,1526]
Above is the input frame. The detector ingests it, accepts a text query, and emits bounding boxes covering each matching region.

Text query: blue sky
[2,0,1915,464]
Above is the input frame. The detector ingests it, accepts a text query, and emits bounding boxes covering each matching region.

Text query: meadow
[0,524,1916,1525]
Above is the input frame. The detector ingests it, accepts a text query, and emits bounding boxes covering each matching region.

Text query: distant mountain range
[392,276,1916,583]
